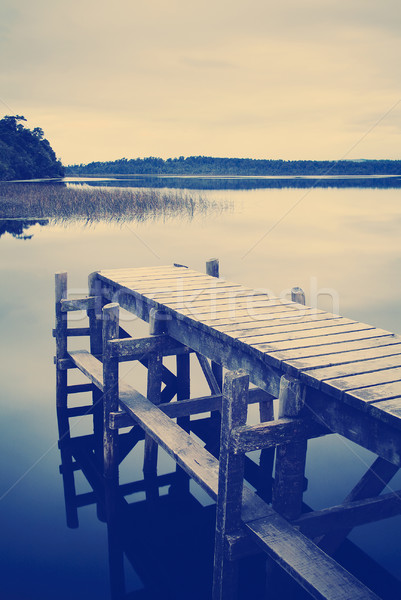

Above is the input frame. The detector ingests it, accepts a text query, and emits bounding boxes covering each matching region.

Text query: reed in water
[0,182,231,224]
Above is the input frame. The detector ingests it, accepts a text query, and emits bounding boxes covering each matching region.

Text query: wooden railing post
[271,285,308,518]
[206,258,223,447]
[206,258,223,391]
[272,374,307,520]
[88,273,104,449]
[55,272,68,414]
[291,286,306,305]
[212,370,249,600]
[103,303,120,518]
[143,309,164,498]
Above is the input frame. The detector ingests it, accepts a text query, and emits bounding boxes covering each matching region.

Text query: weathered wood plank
[69,350,104,390]
[108,335,189,360]
[200,303,311,323]
[293,489,401,537]
[240,322,377,346]
[253,329,393,353]
[369,398,401,421]
[316,456,399,553]
[111,275,219,290]
[215,311,331,333]
[203,307,325,327]
[163,291,271,307]
[320,367,401,399]
[230,418,328,454]
[344,381,401,403]
[268,337,401,370]
[196,353,222,395]
[109,388,272,429]
[305,387,401,461]
[61,296,96,311]
[164,315,282,396]
[300,353,401,388]
[245,511,380,600]
[222,316,350,339]
[177,297,291,316]
[118,384,220,499]
[141,286,250,302]
[281,339,401,374]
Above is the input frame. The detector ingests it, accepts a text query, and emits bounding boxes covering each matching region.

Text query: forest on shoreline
[0,115,64,180]
[66,156,401,177]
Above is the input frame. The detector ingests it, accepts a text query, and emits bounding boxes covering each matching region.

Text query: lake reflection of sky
[1,183,401,598]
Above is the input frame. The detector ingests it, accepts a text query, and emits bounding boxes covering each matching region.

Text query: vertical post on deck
[212,370,249,600]
[89,272,106,521]
[88,273,104,467]
[55,272,68,415]
[291,286,306,305]
[103,303,120,519]
[206,259,223,436]
[272,374,307,520]
[143,309,164,498]
[206,258,223,389]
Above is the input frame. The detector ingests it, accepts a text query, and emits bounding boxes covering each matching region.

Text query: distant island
[66,156,401,177]
[0,115,64,181]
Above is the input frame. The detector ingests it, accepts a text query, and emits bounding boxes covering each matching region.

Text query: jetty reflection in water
[57,413,269,599]
[56,405,401,600]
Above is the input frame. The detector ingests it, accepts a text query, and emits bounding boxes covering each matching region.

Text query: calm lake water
[1,176,401,599]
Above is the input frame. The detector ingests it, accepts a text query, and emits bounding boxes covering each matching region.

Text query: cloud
[1,0,400,163]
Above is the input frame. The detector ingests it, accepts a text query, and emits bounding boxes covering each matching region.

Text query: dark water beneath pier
[1,176,401,598]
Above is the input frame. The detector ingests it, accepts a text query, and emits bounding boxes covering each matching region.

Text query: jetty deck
[54,262,401,599]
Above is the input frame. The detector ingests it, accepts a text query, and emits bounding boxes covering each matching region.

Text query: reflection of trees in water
[0,218,49,239]
[69,175,401,191]
[0,183,232,224]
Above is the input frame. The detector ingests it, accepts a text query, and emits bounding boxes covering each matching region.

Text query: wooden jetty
[54,260,401,599]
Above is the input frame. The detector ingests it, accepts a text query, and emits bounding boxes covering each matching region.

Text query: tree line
[66,156,401,176]
[0,115,64,180]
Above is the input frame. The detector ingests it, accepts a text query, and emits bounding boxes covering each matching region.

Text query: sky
[0,0,400,165]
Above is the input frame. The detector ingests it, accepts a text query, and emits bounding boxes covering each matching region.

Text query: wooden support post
[272,374,307,521]
[103,303,120,519]
[143,309,164,498]
[88,273,104,465]
[55,273,68,415]
[291,286,306,305]
[206,258,223,398]
[212,370,249,600]
[206,258,220,279]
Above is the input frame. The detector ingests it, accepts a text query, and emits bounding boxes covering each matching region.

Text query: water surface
[1,177,401,598]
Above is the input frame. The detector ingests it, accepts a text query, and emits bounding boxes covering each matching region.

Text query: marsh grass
[0,183,231,224]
